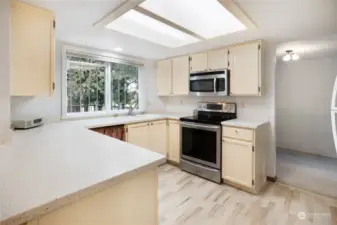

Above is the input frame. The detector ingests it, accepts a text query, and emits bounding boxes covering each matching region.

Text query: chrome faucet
[128,106,134,116]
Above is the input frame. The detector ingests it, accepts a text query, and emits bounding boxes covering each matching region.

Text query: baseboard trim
[267,176,277,182]
[167,159,179,167]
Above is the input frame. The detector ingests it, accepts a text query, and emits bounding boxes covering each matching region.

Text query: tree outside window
[66,54,139,114]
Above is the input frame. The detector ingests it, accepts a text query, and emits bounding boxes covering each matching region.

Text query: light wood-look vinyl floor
[158,164,337,225]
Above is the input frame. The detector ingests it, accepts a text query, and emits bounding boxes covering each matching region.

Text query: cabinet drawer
[222,127,253,141]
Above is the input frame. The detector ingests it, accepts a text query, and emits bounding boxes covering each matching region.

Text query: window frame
[61,45,144,119]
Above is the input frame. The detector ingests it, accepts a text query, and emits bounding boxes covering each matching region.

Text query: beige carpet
[277,148,337,198]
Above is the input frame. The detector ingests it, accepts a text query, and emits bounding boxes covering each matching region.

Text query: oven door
[180,121,221,169]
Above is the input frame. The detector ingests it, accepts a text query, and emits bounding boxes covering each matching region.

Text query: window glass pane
[111,63,139,110]
[65,51,140,115]
[66,56,106,114]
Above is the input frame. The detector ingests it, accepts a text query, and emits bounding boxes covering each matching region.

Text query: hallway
[277,148,337,198]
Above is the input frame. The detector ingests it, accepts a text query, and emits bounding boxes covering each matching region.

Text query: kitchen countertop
[221,119,269,129]
[67,113,188,129]
[0,115,171,225]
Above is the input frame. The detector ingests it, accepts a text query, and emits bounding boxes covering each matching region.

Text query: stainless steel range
[180,102,237,183]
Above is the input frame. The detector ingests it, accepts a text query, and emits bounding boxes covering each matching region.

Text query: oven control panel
[197,102,236,113]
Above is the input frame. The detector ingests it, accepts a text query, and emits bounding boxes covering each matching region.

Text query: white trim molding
[331,74,337,154]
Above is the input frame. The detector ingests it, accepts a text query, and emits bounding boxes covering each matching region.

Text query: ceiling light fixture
[283,50,300,62]
[114,47,123,52]
[106,9,199,48]
[139,0,247,39]
[291,53,300,60]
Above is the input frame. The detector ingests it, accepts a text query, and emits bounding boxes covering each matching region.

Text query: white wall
[0,0,11,145]
[276,56,337,158]
[146,41,278,177]
[11,41,62,120]
[11,42,157,119]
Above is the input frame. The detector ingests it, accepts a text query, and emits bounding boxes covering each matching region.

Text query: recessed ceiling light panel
[114,47,123,52]
[106,9,200,48]
[139,0,247,39]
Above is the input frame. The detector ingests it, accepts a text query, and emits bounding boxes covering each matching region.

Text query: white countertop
[221,119,269,129]
[0,114,179,225]
[67,113,187,128]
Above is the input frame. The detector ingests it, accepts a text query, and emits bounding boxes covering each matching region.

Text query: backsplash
[149,95,272,122]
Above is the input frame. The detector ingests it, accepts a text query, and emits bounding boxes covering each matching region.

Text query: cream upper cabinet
[11,0,55,96]
[156,59,172,96]
[172,56,189,95]
[126,122,149,150]
[168,120,180,163]
[222,138,253,188]
[229,42,261,96]
[207,49,228,70]
[190,53,207,73]
[149,120,167,155]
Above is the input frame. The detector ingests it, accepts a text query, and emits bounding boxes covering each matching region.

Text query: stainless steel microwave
[189,69,229,96]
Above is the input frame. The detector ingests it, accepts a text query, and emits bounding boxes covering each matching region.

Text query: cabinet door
[222,138,253,188]
[207,49,228,70]
[156,59,172,96]
[168,120,180,163]
[172,56,189,95]
[126,123,149,149]
[229,42,261,96]
[149,120,167,155]
[11,0,55,96]
[91,127,106,134]
[104,126,125,141]
[190,53,207,73]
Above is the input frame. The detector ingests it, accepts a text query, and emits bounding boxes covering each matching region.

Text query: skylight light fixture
[102,0,252,48]
[106,9,200,48]
[114,47,123,52]
[139,0,247,39]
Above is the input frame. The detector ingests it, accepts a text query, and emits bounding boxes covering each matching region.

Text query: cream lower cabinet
[149,120,167,155]
[222,138,253,188]
[222,124,268,194]
[126,122,149,150]
[126,120,167,155]
[31,169,158,225]
[168,120,180,163]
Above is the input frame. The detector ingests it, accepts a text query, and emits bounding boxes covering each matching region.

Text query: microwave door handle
[214,78,217,93]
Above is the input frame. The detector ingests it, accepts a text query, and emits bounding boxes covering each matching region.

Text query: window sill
[61,110,145,121]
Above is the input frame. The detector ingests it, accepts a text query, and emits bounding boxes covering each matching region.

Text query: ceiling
[23,0,337,60]
[277,34,337,60]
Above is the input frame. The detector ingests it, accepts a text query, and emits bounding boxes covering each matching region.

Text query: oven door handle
[181,121,221,131]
